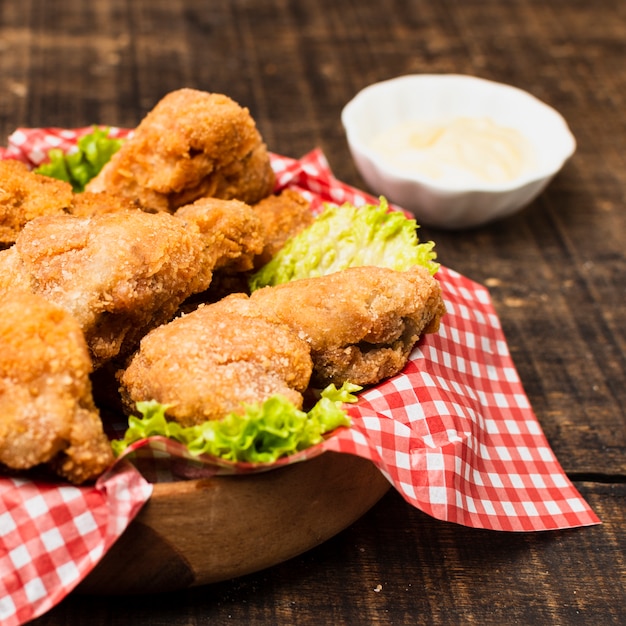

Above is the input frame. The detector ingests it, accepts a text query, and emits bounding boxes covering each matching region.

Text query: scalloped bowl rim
[341,74,576,198]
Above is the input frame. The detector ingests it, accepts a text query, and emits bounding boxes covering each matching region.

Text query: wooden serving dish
[79,452,390,594]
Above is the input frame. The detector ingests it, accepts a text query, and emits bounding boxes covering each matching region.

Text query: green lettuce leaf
[249,197,439,291]
[35,126,124,192]
[111,382,361,464]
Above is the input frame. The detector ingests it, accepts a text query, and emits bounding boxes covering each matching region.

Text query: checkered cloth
[0,129,600,625]
[0,462,151,626]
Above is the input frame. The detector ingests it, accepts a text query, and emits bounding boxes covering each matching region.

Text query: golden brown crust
[0,159,74,246]
[0,210,215,367]
[68,190,140,217]
[252,189,314,267]
[175,197,264,273]
[0,293,113,483]
[87,89,275,211]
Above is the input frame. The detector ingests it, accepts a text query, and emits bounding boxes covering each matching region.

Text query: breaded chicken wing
[87,89,275,211]
[0,293,113,484]
[119,295,313,426]
[0,159,74,247]
[0,210,215,367]
[247,265,446,386]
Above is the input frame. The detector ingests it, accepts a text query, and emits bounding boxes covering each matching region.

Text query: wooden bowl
[78,452,390,594]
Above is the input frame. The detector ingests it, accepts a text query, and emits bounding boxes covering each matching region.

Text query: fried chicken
[0,210,215,367]
[175,190,314,305]
[252,189,314,267]
[0,159,74,247]
[119,265,444,428]
[0,293,113,484]
[247,265,446,386]
[119,295,313,426]
[87,89,275,211]
[68,190,139,217]
[175,196,264,273]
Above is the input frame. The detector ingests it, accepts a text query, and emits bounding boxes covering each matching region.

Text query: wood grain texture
[1,0,625,623]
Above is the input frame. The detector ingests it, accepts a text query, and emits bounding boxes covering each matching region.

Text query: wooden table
[2,0,625,623]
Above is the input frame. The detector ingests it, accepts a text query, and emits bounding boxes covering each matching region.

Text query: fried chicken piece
[87,89,275,211]
[0,210,215,367]
[0,293,113,484]
[120,266,445,426]
[172,196,265,307]
[252,189,314,267]
[247,265,446,386]
[175,197,264,273]
[68,190,139,217]
[177,190,314,306]
[0,159,74,247]
[119,295,313,426]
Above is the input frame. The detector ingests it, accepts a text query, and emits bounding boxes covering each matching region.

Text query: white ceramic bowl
[341,74,576,229]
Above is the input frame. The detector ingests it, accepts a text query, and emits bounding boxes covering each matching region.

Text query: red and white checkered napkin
[0,462,151,626]
[325,270,599,531]
[0,126,132,165]
[0,129,600,625]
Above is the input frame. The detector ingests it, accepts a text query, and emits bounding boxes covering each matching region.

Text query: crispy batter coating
[119,295,313,426]
[120,266,444,427]
[179,190,314,305]
[247,266,446,386]
[87,89,275,211]
[0,293,113,484]
[252,189,314,267]
[0,159,73,246]
[175,197,264,272]
[0,211,215,367]
[69,190,139,217]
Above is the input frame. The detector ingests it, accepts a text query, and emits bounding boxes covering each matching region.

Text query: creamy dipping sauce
[369,117,537,186]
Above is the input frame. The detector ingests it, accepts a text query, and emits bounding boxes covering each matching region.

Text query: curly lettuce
[111,382,361,464]
[35,126,123,192]
[249,197,439,291]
